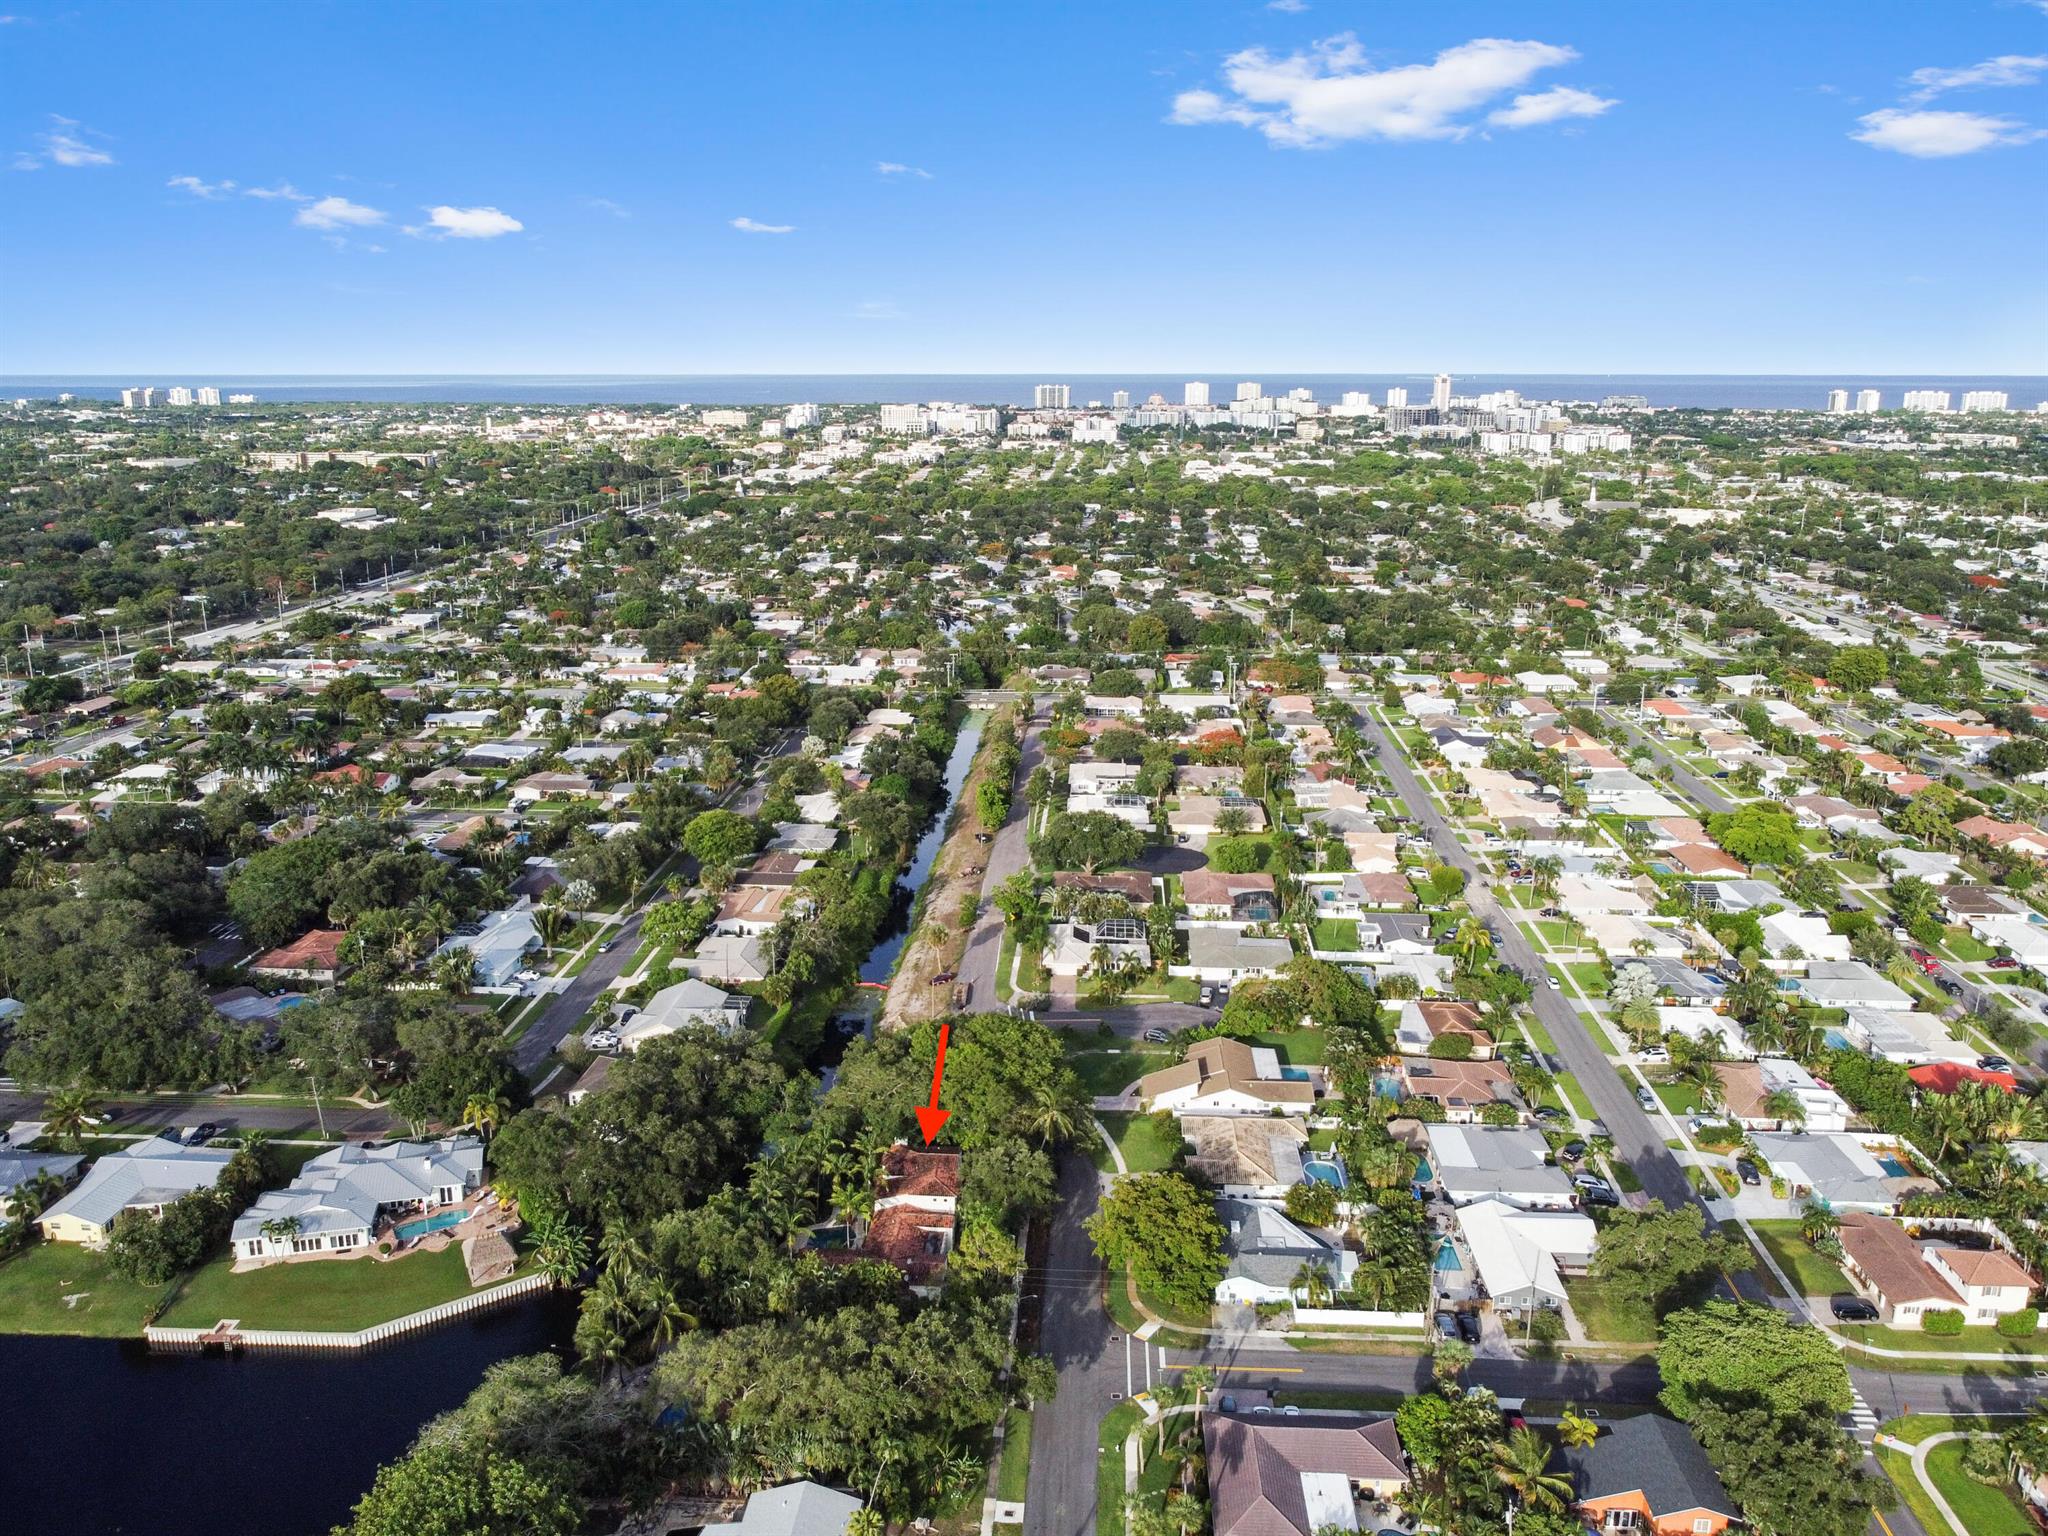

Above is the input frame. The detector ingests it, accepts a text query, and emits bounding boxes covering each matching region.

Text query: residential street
[959,702,1048,1008]
[0,1087,397,1140]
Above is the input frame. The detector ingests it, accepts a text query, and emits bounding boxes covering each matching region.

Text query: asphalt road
[511,907,648,1077]
[1023,1151,1126,1536]
[959,704,1048,1008]
[0,1087,396,1140]
[1356,708,1704,1219]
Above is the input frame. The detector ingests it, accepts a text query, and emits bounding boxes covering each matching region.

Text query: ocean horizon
[4,373,2045,411]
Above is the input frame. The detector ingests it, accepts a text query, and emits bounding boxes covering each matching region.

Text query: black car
[1580,1186,1621,1209]
[1532,1105,1566,1124]
[1559,1139,1587,1162]
[188,1121,221,1144]
[1979,1055,2014,1073]
[1455,1312,1482,1345]
[1737,1158,1761,1186]
[1830,1295,1880,1322]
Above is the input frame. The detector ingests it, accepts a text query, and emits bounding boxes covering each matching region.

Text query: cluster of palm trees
[575,1221,699,1378]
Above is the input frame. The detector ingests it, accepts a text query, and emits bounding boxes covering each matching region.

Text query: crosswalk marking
[1845,1384,1881,1442]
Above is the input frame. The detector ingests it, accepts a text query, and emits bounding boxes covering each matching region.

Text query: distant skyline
[2,2,2045,374]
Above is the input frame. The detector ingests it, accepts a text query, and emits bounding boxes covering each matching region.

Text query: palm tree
[1451,917,1494,971]
[460,1092,509,1142]
[1493,1425,1573,1513]
[1292,1261,1334,1310]
[1799,1199,1840,1251]
[847,1509,885,1536]
[42,1086,101,1150]
[1018,1082,1081,1146]
[641,1273,699,1345]
[1763,1087,1807,1129]
[1556,1407,1599,1450]
[530,1210,590,1285]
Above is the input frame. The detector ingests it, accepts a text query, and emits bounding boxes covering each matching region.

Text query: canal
[858,709,987,985]
[0,1289,579,1536]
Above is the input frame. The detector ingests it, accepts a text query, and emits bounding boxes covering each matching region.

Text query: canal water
[857,710,987,985]
[0,1289,579,1536]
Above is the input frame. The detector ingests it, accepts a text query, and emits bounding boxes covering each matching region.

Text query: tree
[336,1440,583,1536]
[975,779,1010,832]
[1493,1425,1573,1512]
[1708,802,1803,867]
[1205,837,1266,875]
[1589,1202,1752,1314]
[1283,1180,1339,1229]
[1086,1172,1225,1315]
[41,1085,102,1149]
[1041,811,1145,875]
[1659,1300,1853,1421]
[683,809,760,869]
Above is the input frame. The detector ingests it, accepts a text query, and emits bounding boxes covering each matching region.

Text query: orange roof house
[1559,1417,1736,1536]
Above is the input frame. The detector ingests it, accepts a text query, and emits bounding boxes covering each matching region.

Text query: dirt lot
[882,704,1022,1027]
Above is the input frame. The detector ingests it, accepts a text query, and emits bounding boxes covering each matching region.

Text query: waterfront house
[231,1136,484,1264]
[37,1137,238,1247]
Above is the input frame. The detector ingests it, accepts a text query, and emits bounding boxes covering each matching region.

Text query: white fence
[1290,1306,1427,1330]
[146,1272,551,1353]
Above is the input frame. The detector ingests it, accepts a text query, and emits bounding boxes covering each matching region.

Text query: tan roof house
[1139,1038,1316,1117]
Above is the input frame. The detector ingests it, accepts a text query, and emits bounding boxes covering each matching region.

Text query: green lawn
[1562,961,1609,997]
[1238,1028,1326,1064]
[1272,1388,1407,1411]
[159,1238,532,1331]
[1563,1276,1660,1344]
[1313,919,1361,951]
[1651,1077,1710,1116]
[1926,1438,2034,1536]
[1064,1044,1175,1098]
[1835,1320,2048,1357]
[994,925,1016,1002]
[0,1242,170,1336]
[1554,1072,1598,1124]
[1748,1220,1851,1296]
[1945,928,1997,963]
[996,1407,1034,1503]
[1096,1399,1147,1536]
[1093,1112,1185,1175]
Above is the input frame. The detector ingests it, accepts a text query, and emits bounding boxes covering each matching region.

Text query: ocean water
[3,373,2045,411]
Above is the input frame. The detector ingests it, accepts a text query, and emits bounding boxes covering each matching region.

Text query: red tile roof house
[830,1144,959,1296]
[247,928,349,985]
[1836,1212,2038,1328]
[1908,1061,2019,1094]
[1955,816,2048,860]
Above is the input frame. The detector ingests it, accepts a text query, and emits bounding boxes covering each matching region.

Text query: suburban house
[1453,1197,1596,1313]
[1183,927,1295,982]
[231,1136,484,1264]
[1792,960,1912,1012]
[1836,1213,2037,1329]
[1397,1057,1515,1123]
[1422,1123,1576,1209]
[432,905,542,987]
[1205,1410,1409,1536]
[37,1137,238,1247]
[0,1147,83,1219]
[1066,791,1153,828]
[1395,1000,1495,1059]
[1909,1061,2020,1095]
[1215,1198,1358,1305]
[1169,794,1268,846]
[617,978,750,1049]
[247,928,349,985]
[1182,870,1280,923]
[1183,1117,1312,1197]
[1713,1057,1852,1134]
[700,1482,861,1536]
[1749,1131,1939,1213]
[1140,1038,1317,1117]
[1557,1415,1737,1536]
[835,1144,959,1295]
[695,933,771,984]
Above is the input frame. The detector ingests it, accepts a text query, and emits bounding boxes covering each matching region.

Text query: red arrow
[915,1022,952,1145]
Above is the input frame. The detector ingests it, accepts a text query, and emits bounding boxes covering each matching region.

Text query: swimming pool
[1302,1157,1348,1189]
[393,1209,465,1241]
[1279,1067,1312,1082]
[1876,1154,1911,1177]
[1433,1238,1463,1273]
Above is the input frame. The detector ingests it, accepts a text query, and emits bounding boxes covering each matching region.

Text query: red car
[1989,957,2020,971]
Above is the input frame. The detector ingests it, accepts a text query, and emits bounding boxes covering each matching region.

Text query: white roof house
[1453,1199,1596,1312]
[1793,960,1911,1011]
[232,1136,483,1262]
[1424,1125,1576,1210]
[433,906,542,987]
[1759,912,1851,965]
[702,1483,861,1536]
[1840,1007,1974,1065]
[37,1137,238,1246]
[618,978,749,1049]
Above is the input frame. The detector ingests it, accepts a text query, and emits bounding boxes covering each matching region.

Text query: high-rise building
[1962,391,2010,413]
[119,387,155,410]
[1903,389,1952,412]
[1826,389,1850,414]
[1432,373,1452,412]
[1856,389,1881,413]
[167,387,194,407]
[1184,381,1210,407]
[1385,387,1409,410]
[196,386,222,407]
[1033,383,1069,409]
[1235,381,1263,401]
[1111,390,1130,409]
[1340,391,1372,409]
[783,402,821,430]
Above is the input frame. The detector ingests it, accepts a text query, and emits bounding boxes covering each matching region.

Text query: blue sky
[2,1,2045,374]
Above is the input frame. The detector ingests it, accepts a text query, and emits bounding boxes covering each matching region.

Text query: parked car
[1635,1085,1657,1110]
[1199,986,1214,1006]
[1979,1054,2014,1073]
[1988,957,2019,971]
[1831,1295,1880,1322]
[974,832,993,844]
[1546,975,1561,991]
[1571,1172,1609,1192]
[1736,1158,1761,1186]
[1559,1139,1587,1162]
[597,940,615,954]
[1434,1310,1460,1340]
[1638,1045,1669,1064]
[1455,1312,1482,1344]
[187,1122,221,1144]
[1532,1105,1567,1124]
[1142,1028,1171,1044]
[1579,1184,1620,1208]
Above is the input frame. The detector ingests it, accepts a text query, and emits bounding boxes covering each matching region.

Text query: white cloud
[731,216,794,233]
[876,160,933,179]
[584,196,631,218]
[1906,54,2048,101]
[414,204,523,239]
[1267,0,1309,11]
[1488,84,1616,128]
[168,174,237,199]
[243,183,308,202]
[24,117,114,169]
[1168,33,1601,146]
[852,299,904,320]
[1851,106,2046,157]
[294,194,387,230]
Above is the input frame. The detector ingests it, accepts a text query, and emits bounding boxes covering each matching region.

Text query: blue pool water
[1413,1156,1434,1183]
[1823,1028,1851,1051]
[1877,1154,1911,1177]
[393,1209,465,1241]
[1279,1067,1312,1081]
[1433,1239,1463,1273]
[1303,1158,1348,1189]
